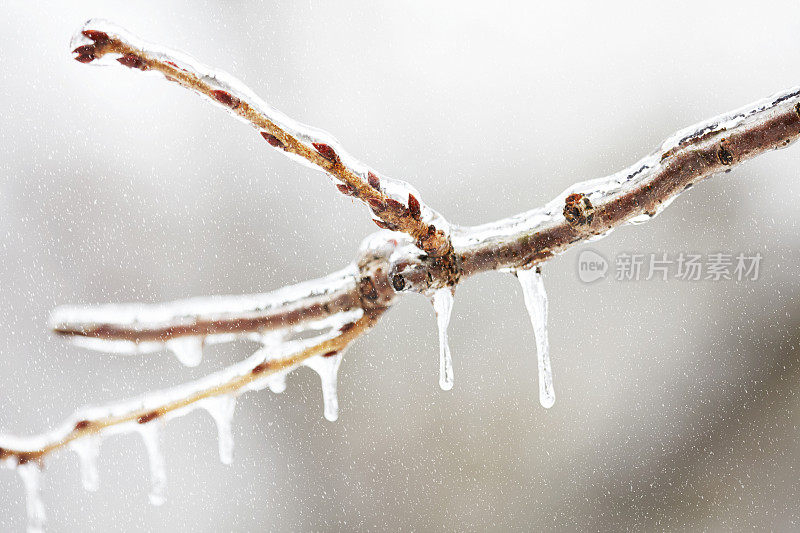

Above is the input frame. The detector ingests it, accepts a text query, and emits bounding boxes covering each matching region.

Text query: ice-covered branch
[71,19,458,280]
[50,266,363,366]
[452,86,800,277]
[1,307,384,470]
[5,17,798,531]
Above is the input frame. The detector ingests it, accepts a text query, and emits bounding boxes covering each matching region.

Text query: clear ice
[69,437,101,491]
[137,425,167,506]
[516,268,555,408]
[17,462,45,533]
[303,351,344,422]
[201,395,237,464]
[431,288,455,391]
[166,336,204,367]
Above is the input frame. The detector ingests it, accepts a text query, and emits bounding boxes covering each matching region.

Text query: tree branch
[0,307,384,465]
[71,19,456,276]
[50,266,361,345]
[3,20,799,526]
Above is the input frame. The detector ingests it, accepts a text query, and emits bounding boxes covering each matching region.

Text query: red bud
[210,89,239,108]
[117,54,147,70]
[81,30,110,44]
[367,171,380,190]
[260,132,284,148]
[313,142,338,163]
[408,194,421,219]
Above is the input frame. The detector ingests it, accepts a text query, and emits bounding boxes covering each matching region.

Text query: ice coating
[201,395,237,464]
[267,373,288,394]
[431,288,455,391]
[453,84,800,264]
[258,331,290,393]
[70,19,447,234]
[3,307,365,470]
[69,437,101,491]
[516,268,555,408]
[17,462,45,533]
[303,351,344,422]
[138,425,167,506]
[51,265,360,351]
[165,336,204,367]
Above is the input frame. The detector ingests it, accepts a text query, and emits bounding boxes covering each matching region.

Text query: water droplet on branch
[516,268,555,408]
[431,288,455,391]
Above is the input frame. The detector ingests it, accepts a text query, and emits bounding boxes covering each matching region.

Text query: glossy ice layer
[516,269,555,408]
[453,84,800,271]
[431,288,455,391]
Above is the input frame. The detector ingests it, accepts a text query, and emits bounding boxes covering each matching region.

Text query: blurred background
[2,1,800,530]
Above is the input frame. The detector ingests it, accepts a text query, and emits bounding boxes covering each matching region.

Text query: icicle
[516,268,555,408]
[165,336,204,367]
[430,288,455,391]
[69,437,101,491]
[303,352,343,422]
[138,425,167,506]
[201,395,237,465]
[17,462,45,533]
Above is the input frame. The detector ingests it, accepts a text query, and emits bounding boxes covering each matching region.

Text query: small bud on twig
[337,183,356,196]
[210,89,240,108]
[72,45,96,63]
[367,198,385,212]
[313,143,339,164]
[81,30,109,44]
[368,172,381,190]
[260,132,284,149]
[117,54,147,70]
[408,194,421,220]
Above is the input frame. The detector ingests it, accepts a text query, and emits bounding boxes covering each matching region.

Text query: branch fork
[4,20,800,527]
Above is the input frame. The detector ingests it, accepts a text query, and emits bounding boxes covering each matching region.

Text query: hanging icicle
[516,267,555,408]
[303,351,344,422]
[430,288,455,391]
[137,425,167,506]
[201,395,237,465]
[17,462,45,533]
[69,437,101,492]
[165,336,204,367]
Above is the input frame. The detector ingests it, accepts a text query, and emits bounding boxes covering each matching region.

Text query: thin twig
[51,266,362,343]
[0,308,384,464]
[12,18,799,475]
[452,86,800,276]
[71,20,457,278]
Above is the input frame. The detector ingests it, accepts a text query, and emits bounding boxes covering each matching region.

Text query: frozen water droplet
[202,396,236,465]
[516,268,555,408]
[431,288,455,391]
[267,373,287,394]
[138,425,166,506]
[69,437,101,491]
[304,352,343,421]
[166,336,204,367]
[17,462,45,533]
